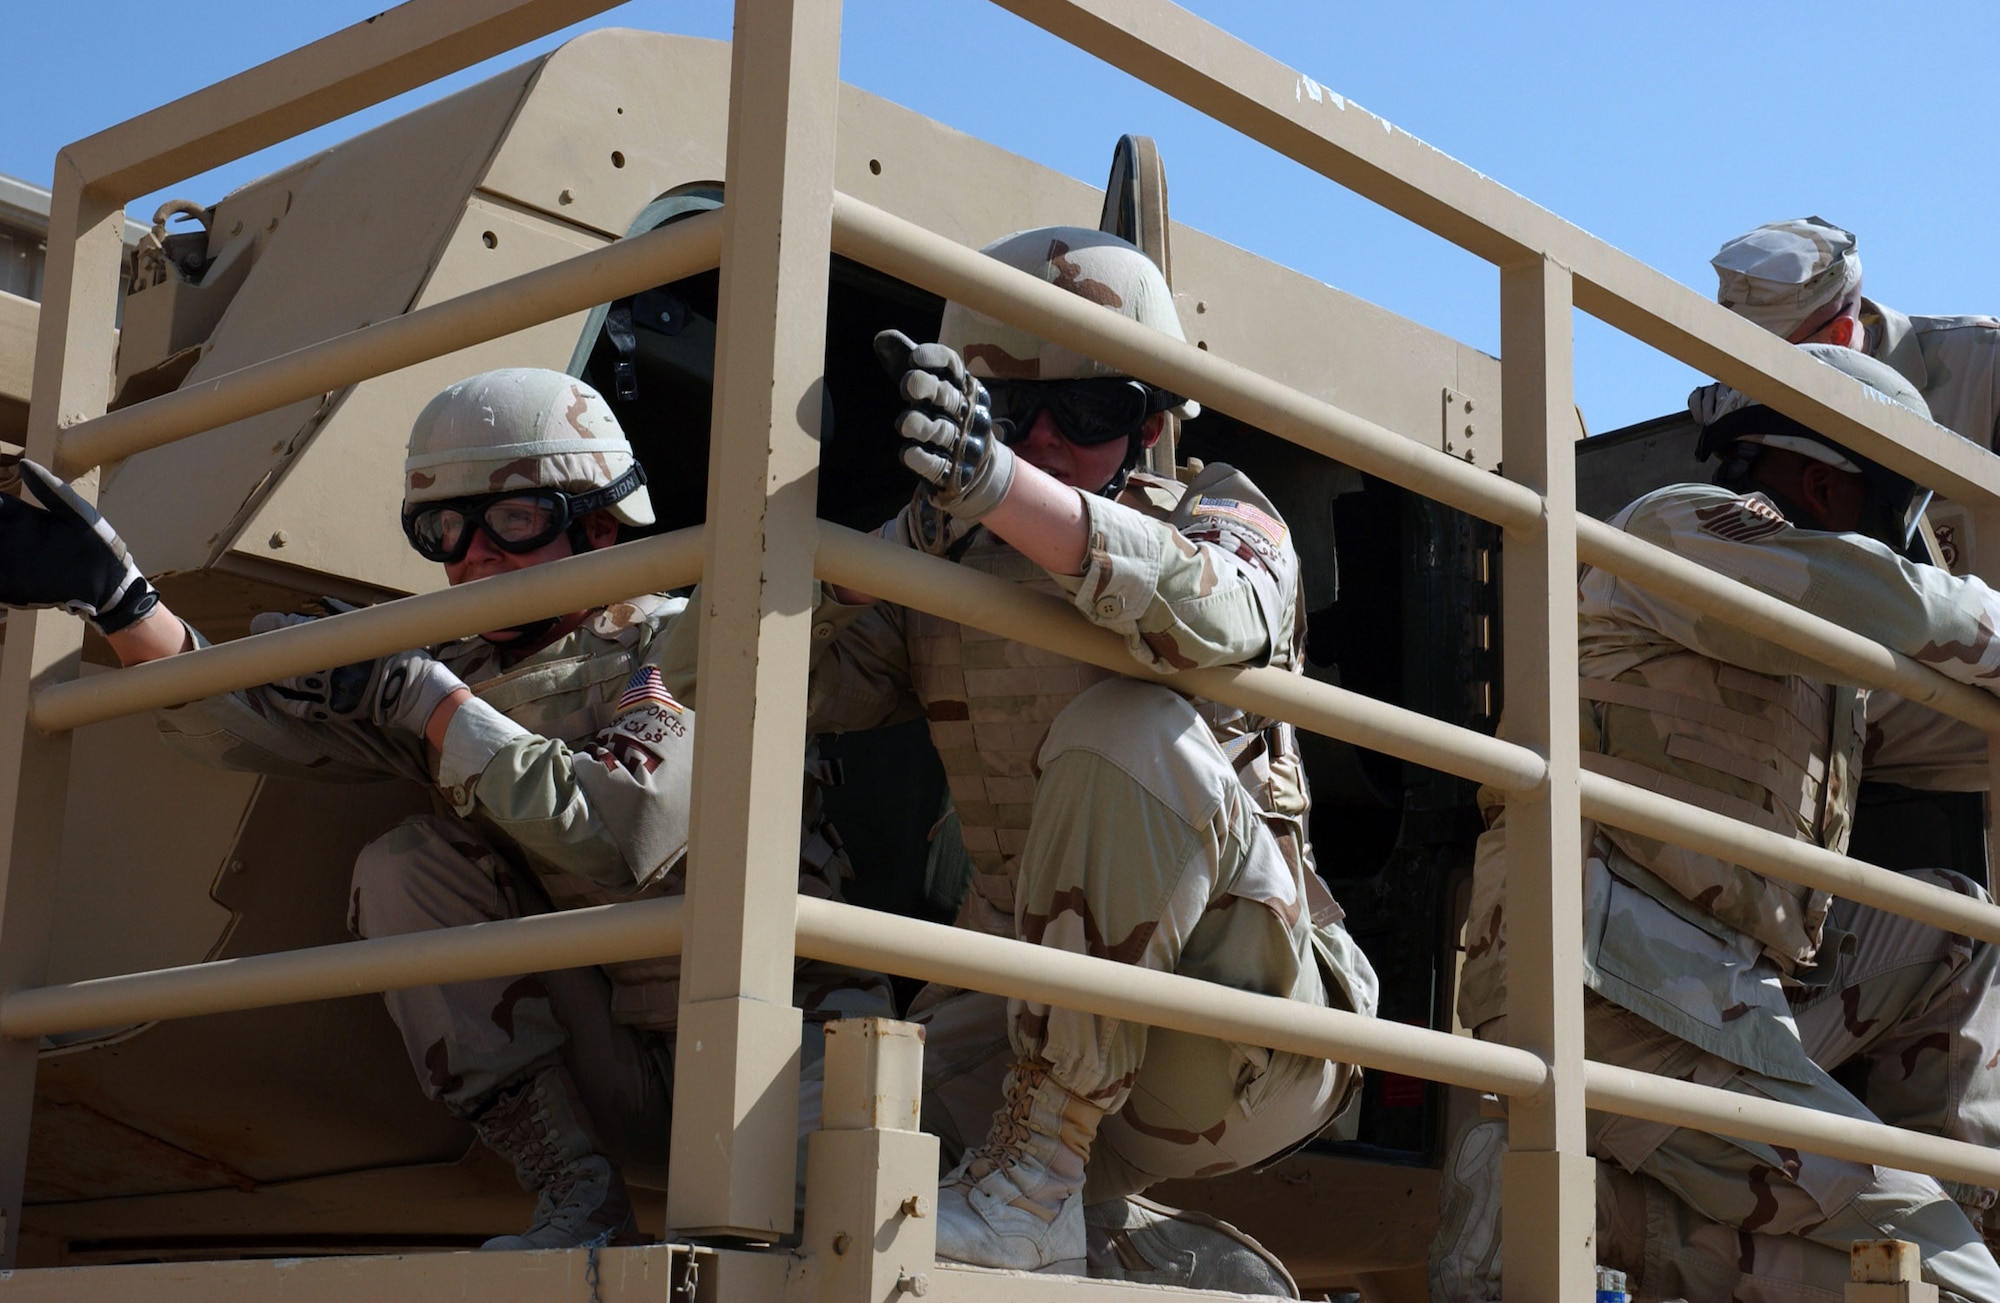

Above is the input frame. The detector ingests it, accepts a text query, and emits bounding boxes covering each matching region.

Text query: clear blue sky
[6,1,1998,434]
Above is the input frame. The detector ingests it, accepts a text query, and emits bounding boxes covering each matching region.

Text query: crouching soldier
[0,368,889,1250]
[808,227,1380,1286]
[1433,346,2000,1303]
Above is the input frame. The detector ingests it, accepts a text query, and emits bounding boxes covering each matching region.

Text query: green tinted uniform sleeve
[436,631,694,892]
[153,625,430,784]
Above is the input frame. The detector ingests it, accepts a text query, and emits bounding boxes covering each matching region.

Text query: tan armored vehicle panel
[102,28,1503,632]
[13,23,1537,1285]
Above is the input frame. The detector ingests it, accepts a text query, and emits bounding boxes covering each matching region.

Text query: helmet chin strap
[478,520,600,645]
[1098,430,1150,498]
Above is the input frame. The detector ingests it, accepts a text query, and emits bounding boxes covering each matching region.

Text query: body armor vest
[906,472,1311,935]
[1581,651,1864,969]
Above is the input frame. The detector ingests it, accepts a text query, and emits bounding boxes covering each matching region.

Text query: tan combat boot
[934,1059,1104,1273]
[1427,1117,1506,1302]
[1085,1195,1299,1296]
[473,1064,640,1250]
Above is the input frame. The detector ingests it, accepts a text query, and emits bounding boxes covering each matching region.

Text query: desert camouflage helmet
[1692,342,1933,548]
[404,368,654,527]
[938,226,1199,419]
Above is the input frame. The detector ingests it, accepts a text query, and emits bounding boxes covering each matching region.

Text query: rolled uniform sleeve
[437,644,695,893]
[1062,464,1297,671]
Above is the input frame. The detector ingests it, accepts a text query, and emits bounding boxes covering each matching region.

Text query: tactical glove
[0,458,159,634]
[874,330,1016,524]
[255,605,465,734]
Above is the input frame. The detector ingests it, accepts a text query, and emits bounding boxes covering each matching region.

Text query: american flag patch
[618,665,685,715]
[1191,495,1287,547]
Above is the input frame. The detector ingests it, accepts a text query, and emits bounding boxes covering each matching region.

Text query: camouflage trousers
[1479,868,2000,1303]
[911,679,1368,1202]
[348,813,893,1190]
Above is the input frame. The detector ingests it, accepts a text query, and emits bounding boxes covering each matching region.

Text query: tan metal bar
[990,0,2000,508]
[1579,772,2000,948]
[819,525,2000,958]
[814,522,1548,793]
[828,194,1548,534]
[668,0,840,1241]
[0,1242,720,1301]
[793,898,1551,1101]
[1584,1061,2000,1193]
[0,159,128,1268]
[61,0,620,202]
[14,883,2000,1203]
[0,898,684,1040]
[29,526,705,735]
[1576,516,2000,733]
[1496,256,1593,1301]
[54,209,725,478]
[829,197,2000,740]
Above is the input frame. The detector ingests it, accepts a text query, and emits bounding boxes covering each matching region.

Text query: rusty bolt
[901,1194,931,1219]
[896,1273,929,1297]
[831,1232,851,1256]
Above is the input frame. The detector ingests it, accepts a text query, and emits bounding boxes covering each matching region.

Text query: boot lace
[958,1060,1049,1182]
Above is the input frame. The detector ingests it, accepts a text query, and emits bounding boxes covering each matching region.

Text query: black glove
[254,604,466,735]
[0,458,158,634]
[873,330,1016,524]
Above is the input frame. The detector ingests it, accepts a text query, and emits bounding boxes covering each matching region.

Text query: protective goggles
[985,377,1181,447]
[401,464,646,563]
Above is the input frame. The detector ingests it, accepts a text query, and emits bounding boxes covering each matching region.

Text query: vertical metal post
[797,1019,938,1300]
[668,0,842,1241]
[1498,255,1595,1299]
[0,157,126,1267]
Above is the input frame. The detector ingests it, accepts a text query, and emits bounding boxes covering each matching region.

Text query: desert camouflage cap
[938,226,1199,418]
[1712,217,1862,339]
[404,368,654,527]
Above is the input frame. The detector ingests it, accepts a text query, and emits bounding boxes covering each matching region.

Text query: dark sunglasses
[984,378,1181,448]
[401,464,645,563]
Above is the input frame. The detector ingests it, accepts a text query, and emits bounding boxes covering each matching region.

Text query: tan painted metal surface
[11,0,2000,1292]
[1493,255,1593,1297]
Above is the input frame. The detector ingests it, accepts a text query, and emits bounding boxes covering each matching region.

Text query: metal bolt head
[268,530,289,548]
[558,188,575,205]
[901,1193,931,1219]
[896,1272,930,1297]
[831,1232,851,1256]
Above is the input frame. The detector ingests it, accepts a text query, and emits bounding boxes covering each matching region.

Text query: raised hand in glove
[873,330,1016,524]
[0,458,159,634]
[254,605,465,735]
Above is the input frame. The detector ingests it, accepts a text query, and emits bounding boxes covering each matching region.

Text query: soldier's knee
[349,814,491,938]
[1041,680,1224,780]
[1909,866,1992,906]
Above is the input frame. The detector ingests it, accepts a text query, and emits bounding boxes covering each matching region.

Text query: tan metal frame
[7,0,2000,1296]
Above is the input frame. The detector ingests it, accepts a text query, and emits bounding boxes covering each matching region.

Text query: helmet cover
[404,368,654,527]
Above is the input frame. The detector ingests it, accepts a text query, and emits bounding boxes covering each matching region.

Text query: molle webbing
[1579,654,1856,969]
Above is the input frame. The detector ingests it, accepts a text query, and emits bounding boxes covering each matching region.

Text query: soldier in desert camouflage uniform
[0,368,888,1251]
[1431,345,2000,1303]
[1715,216,2000,453]
[797,225,1378,1283]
